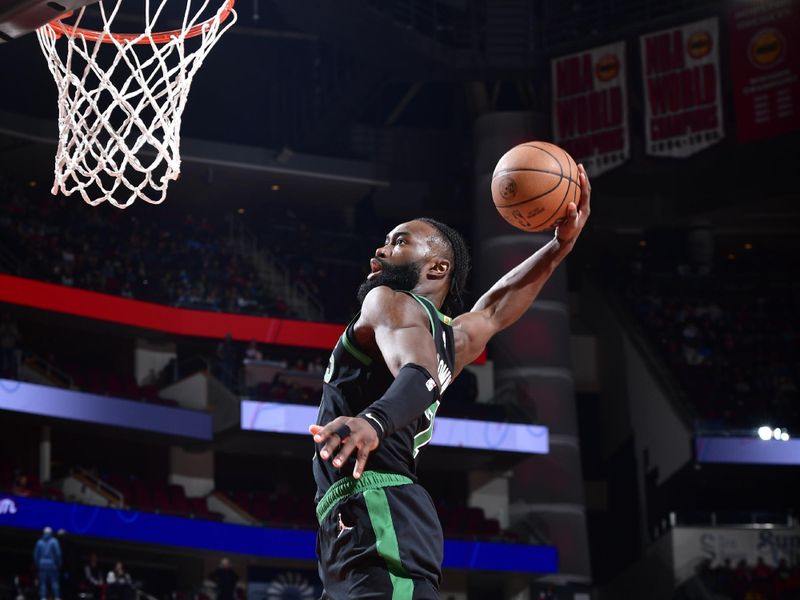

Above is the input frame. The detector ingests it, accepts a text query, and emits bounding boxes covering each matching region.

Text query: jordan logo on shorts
[337,512,354,538]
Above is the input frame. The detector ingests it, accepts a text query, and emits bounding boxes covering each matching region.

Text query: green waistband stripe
[364,488,414,600]
[316,471,413,523]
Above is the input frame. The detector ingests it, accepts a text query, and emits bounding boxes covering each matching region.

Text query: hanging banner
[552,41,629,176]
[640,18,724,157]
[729,0,800,143]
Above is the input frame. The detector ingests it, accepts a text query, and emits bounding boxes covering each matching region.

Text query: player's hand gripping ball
[491,141,581,232]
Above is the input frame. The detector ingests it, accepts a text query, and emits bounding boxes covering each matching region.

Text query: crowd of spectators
[676,557,800,600]
[615,234,800,430]
[629,288,799,428]
[256,209,369,321]
[1,466,63,503]
[0,175,300,319]
[0,173,389,324]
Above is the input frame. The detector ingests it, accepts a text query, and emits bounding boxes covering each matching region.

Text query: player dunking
[310,165,591,599]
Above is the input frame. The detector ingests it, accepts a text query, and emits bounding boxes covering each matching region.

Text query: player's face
[368,221,431,278]
[355,221,433,304]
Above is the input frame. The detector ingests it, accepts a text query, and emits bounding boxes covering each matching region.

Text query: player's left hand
[310,417,379,479]
[554,163,591,246]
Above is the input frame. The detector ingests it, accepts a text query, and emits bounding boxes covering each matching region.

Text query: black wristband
[357,411,386,441]
[357,363,440,439]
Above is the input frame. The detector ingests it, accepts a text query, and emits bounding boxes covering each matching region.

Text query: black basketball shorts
[316,472,443,600]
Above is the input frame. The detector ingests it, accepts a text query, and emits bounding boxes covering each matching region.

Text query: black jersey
[312,291,456,503]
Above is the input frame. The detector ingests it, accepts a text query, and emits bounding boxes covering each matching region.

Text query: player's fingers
[332,438,358,469]
[314,417,350,459]
[567,201,578,219]
[578,165,592,213]
[308,424,323,435]
[313,416,346,443]
[320,438,340,461]
[353,446,371,479]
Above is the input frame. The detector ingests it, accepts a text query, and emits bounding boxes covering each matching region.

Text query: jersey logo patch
[425,378,436,392]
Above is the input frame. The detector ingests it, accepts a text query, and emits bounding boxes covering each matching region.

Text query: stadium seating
[612,236,800,430]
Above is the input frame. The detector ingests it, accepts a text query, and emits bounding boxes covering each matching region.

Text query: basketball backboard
[0,0,98,41]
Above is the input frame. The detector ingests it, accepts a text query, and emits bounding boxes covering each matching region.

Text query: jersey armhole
[341,313,373,366]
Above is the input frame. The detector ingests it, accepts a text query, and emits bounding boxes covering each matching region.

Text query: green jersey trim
[401,291,435,335]
[340,331,372,366]
[404,292,453,327]
[412,400,441,458]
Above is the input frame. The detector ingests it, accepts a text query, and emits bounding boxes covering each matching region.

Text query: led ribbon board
[0,495,558,573]
[695,436,800,466]
[0,379,212,440]
[241,400,549,454]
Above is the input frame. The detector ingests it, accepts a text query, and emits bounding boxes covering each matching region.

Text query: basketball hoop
[36,0,236,208]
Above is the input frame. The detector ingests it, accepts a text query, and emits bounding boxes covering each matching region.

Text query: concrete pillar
[39,425,51,483]
[473,112,590,582]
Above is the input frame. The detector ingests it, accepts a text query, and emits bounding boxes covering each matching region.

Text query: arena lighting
[774,427,783,440]
[781,432,790,442]
[758,426,773,441]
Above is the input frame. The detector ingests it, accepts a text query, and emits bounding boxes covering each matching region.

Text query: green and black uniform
[313,292,455,600]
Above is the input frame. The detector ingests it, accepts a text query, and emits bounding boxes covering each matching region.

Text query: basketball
[491,141,580,232]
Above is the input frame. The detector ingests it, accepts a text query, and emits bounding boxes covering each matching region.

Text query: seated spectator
[12,473,31,497]
[106,561,134,600]
[732,558,752,598]
[82,553,104,600]
[207,558,239,600]
[752,557,773,595]
[243,341,263,362]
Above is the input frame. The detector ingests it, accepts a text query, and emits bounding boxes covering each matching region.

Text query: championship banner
[640,18,724,157]
[552,41,629,176]
[729,0,800,143]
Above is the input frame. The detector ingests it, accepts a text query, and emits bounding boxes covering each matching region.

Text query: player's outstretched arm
[452,165,592,371]
[309,287,441,479]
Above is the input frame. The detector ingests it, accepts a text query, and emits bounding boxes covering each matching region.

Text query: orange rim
[46,0,234,44]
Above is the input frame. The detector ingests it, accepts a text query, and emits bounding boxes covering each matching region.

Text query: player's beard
[357,259,422,305]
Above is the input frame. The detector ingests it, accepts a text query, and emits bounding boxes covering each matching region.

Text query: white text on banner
[640,17,725,157]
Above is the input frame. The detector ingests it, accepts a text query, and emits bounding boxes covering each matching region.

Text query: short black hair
[415,217,470,316]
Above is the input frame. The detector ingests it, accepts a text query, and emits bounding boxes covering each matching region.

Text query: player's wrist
[554,234,576,252]
[356,412,386,443]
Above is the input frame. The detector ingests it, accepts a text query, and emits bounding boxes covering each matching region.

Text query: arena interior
[0,0,798,599]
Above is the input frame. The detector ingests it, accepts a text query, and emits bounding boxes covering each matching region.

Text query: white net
[36,0,236,208]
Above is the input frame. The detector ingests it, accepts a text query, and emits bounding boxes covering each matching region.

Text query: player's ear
[427,258,450,281]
